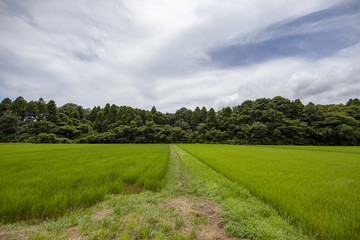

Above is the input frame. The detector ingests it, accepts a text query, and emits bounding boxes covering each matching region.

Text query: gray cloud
[209,2,360,67]
[0,0,358,112]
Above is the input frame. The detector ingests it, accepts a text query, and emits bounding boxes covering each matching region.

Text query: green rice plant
[178,144,360,240]
[0,144,169,222]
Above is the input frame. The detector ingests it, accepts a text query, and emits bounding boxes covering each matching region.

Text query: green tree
[24,101,37,122]
[46,100,58,123]
[37,133,56,143]
[191,107,201,129]
[220,107,232,118]
[89,106,100,122]
[303,102,324,124]
[290,99,304,119]
[0,112,22,138]
[26,120,57,135]
[57,125,81,139]
[346,98,360,106]
[133,115,143,127]
[9,96,27,120]
[36,98,47,121]
[205,128,227,143]
[196,123,207,135]
[175,107,192,125]
[58,113,72,125]
[145,111,154,122]
[77,106,85,119]
[70,109,80,119]
[153,112,165,125]
[171,126,185,142]
[94,111,105,132]
[108,104,118,124]
[250,122,270,144]
[206,108,217,129]
[103,103,110,117]
[200,107,207,123]
[174,119,191,130]
[0,98,12,114]
[58,103,78,116]
[151,106,157,114]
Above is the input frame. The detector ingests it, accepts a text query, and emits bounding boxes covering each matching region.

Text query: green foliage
[0,98,12,113]
[0,112,22,141]
[206,108,217,130]
[190,107,201,129]
[151,106,157,114]
[36,98,47,121]
[179,144,360,240]
[88,106,100,122]
[8,96,27,120]
[0,144,169,222]
[46,100,58,123]
[56,125,81,139]
[37,133,57,143]
[58,103,79,117]
[0,96,359,145]
[25,100,37,122]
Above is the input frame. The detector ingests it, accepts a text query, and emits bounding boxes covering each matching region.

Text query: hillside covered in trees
[0,96,359,145]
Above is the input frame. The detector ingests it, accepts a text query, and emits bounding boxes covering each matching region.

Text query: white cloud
[153,43,360,111]
[215,94,241,110]
[0,0,357,112]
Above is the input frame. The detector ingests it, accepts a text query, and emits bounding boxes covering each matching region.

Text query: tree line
[0,96,359,145]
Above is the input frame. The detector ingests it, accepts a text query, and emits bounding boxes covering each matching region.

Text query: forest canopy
[0,96,359,145]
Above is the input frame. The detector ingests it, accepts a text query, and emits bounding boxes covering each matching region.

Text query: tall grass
[179,144,360,240]
[0,144,169,222]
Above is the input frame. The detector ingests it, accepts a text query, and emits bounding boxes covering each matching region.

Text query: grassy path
[0,145,311,239]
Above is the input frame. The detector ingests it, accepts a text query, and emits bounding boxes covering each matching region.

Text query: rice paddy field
[178,144,360,240]
[0,144,169,222]
[1,143,359,240]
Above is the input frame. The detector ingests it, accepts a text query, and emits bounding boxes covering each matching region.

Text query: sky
[0,0,359,112]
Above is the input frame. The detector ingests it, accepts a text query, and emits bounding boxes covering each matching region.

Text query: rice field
[178,144,360,240]
[0,144,169,222]
[1,143,359,239]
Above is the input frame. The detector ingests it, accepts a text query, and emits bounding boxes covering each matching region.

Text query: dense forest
[0,96,359,145]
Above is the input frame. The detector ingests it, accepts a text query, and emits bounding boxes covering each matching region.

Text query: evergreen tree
[108,104,118,124]
[206,108,217,129]
[36,98,47,121]
[191,107,201,129]
[0,96,358,145]
[200,107,207,123]
[46,100,58,123]
[145,112,154,122]
[151,106,157,114]
[89,106,100,122]
[0,98,12,114]
[9,96,27,120]
[70,109,80,119]
[103,103,110,117]
[25,101,37,122]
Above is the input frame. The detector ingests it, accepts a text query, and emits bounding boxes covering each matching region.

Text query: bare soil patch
[0,231,25,240]
[163,196,236,240]
[0,229,36,240]
[92,208,113,220]
[66,226,87,240]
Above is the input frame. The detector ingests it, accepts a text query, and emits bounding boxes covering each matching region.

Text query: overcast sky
[0,0,359,112]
